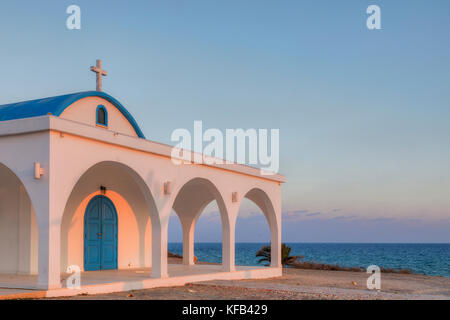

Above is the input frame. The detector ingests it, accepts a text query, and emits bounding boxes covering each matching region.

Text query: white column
[182,222,195,266]
[18,186,31,274]
[37,216,61,289]
[270,226,282,268]
[29,172,63,290]
[151,220,169,279]
[270,204,282,268]
[222,210,237,272]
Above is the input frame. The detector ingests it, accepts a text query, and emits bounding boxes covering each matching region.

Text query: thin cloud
[331,215,357,220]
[306,212,322,217]
[282,210,310,222]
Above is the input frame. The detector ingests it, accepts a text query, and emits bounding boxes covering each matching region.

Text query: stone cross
[90,59,108,91]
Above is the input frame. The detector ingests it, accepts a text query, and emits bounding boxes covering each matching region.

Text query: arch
[236,188,280,267]
[60,161,158,271]
[172,177,230,231]
[0,162,39,275]
[96,105,108,127]
[170,177,230,266]
[241,188,279,234]
[0,91,145,138]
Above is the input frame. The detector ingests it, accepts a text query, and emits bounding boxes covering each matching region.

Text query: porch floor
[0,264,282,299]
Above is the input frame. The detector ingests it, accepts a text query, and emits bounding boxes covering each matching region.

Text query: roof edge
[53,91,145,139]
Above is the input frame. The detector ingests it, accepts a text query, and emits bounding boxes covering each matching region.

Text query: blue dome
[0,91,145,138]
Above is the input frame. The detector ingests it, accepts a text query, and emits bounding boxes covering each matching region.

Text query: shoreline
[169,252,446,279]
[46,264,450,300]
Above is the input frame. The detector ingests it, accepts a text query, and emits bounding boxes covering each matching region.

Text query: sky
[0,1,449,242]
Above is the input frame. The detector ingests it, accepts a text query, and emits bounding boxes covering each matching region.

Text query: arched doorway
[236,188,280,268]
[84,195,118,271]
[0,163,38,275]
[60,161,157,273]
[170,177,230,270]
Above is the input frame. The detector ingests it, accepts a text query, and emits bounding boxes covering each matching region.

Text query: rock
[168,251,183,259]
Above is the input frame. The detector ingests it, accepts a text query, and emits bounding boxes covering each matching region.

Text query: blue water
[168,243,450,278]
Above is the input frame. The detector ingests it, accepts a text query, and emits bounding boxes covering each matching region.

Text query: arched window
[96,105,108,127]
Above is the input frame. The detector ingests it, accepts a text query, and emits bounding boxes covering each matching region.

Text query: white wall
[0,115,282,286]
[60,97,139,138]
[0,165,38,274]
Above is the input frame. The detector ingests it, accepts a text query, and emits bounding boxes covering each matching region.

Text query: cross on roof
[90,59,107,91]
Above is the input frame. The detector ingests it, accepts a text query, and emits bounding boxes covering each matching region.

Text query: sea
[168,242,450,278]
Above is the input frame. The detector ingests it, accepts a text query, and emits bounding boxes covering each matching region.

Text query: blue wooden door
[84,195,118,271]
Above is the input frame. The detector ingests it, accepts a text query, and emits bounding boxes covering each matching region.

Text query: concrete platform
[0,264,281,299]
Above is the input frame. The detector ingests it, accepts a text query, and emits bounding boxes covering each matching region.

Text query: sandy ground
[47,262,450,300]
